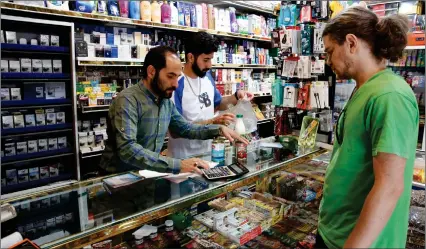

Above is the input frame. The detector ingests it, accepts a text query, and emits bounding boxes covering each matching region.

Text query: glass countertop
[1,137,326,248]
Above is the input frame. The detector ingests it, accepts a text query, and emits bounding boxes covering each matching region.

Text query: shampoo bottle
[161,1,171,24]
[170,1,178,25]
[151,0,161,23]
[140,1,151,21]
[195,4,203,28]
[129,0,140,19]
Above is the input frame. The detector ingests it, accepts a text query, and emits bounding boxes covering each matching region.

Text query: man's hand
[237,90,254,101]
[212,113,235,126]
[219,126,250,144]
[180,158,210,174]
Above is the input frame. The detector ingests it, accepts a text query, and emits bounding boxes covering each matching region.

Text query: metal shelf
[1,123,73,136]
[2,99,72,108]
[2,148,73,164]
[1,43,69,53]
[80,105,110,113]
[1,73,70,79]
[1,2,272,42]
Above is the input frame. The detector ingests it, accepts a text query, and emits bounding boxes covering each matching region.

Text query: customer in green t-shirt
[317,6,419,249]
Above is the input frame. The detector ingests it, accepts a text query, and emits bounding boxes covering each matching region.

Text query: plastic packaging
[170,1,178,25]
[221,100,258,133]
[161,1,171,24]
[177,2,185,26]
[140,1,151,21]
[119,0,128,18]
[107,0,120,16]
[129,0,140,19]
[190,4,197,27]
[235,114,246,135]
[151,0,161,23]
[409,206,425,234]
[75,1,96,13]
[298,116,319,150]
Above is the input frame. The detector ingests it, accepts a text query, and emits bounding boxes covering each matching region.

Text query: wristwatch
[234,91,239,101]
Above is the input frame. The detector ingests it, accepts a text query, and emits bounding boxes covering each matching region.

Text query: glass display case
[0,137,328,249]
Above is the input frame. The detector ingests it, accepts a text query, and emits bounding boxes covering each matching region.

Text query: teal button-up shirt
[100,83,220,174]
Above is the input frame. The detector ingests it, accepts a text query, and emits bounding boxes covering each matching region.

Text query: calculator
[201,162,249,180]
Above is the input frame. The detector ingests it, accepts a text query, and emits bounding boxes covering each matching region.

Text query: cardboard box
[35,113,46,126]
[2,115,14,129]
[52,60,62,73]
[10,88,21,100]
[28,140,38,153]
[9,60,20,72]
[16,141,28,155]
[58,136,67,149]
[49,164,59,177]
[6,31,17,44]
[48,138,58,150]
[1,88,10,100]
[40,166,50,179]
[4,142,16,156]
[51,35,59,46]
[46,112,56,125]
[42,59,52,73]
[38,139,48,152]
[29,167,39,181]
[18,169,29,183]
[39,34,50,46]
[13,114,24,128]
[1,60,8,72]
[25,114,36,127]
[5,169,17,185]
[20,58,31,73]
[32,59,42,73]
[56,112,65,124]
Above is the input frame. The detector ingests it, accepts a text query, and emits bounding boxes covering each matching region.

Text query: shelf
[2,148,73,164]
[1,43,69,53]
[2,99,71,107]
[1,174,73,195]
[405,46,425,50]
[213,1,277,16]
[1,2,271,42]
[1,73,70,79]
[80,105,110,113]
[77,57,144,67]
[1,123,73,135]
[80,150,105,159]
[212,64,276,69]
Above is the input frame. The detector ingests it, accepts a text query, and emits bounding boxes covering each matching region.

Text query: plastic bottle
[195,4,203,28]
[234,114,247,163]
[161,1,171,24]
[133,231,151,249]
[170,1,178,25]
[201,3,208,29]
[229,7,238,33]
[151,0,161,23]
[164,220,182,248]
[119,0,128,18]
[207,4,214,30]
[149,227,167,249]
[140,1,151,21]
[129,0,140,19]
[235,114,246,135]
[180,45,186,63]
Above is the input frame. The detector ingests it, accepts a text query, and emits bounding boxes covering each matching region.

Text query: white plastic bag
[219,99,257,133]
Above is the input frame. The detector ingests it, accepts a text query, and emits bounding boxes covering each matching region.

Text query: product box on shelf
[1,88,10,100]
[10,88,21,100]
[25,114,36,127]
[51,35,59,46]
[2,115,14,129]
[39,34,49,46]
[57,136,67,149]
[6,169,17,185]
[39,166,49,179]
[48,138,58,150]
[42,59,52,73]
[35,110,46,126]
[5,31,17,44]
[32,59,42,73]
[52,60,62,73]
[20,58,31,73]
[4,142,16,156]
[18,169,29,183]
[28,140,37,153]
[38,139,48,152]
[8,60,20,73]
[16,141,28,155]
[13,114,25,128]
[46,112,56,125]
[1,30,4,43]
[46,82,66,99]
[29,167,39,181]
[1,60,8,73]
[49,164,59,177]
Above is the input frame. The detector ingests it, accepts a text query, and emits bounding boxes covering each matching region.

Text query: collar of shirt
[139,82,161,105]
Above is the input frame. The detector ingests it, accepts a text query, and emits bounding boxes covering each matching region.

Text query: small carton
[5,169,17,185]
[20,58,31,73]
[8,60,20,73]
[46,82,65,99]
[4,143,16,156]
[29,167,40,181]
[32,59,42,73]
[13,114,24,128]
[16,141,28,155]
[49,164,59,177]
[56,112,65,124]
[1,60,9,72]
[52,60,62,73]
[57,136,67,149]
[35,109,46,126]
[2,115,14,129]
[28,140,38,153]
[5,31,17,44]
[48,138,58,150]
[36,86,44,98]
[39,166,50,179]
[10,88,22,100]
[42,59,52,73]
[38,138,48,152]
[25,114,36,127]
[1,88,10,100]
[39,34,50,46]
[46,113,56,125]
[50,35,59,46]
[18,169,29,183]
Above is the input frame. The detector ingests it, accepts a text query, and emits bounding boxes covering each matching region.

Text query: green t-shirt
[319,69,419,249]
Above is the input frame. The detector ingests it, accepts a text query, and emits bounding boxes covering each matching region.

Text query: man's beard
[151,71,176,99]
[192,61,209,78]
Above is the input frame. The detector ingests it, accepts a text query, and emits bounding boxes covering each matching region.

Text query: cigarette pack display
[2,115,14,129]
[50,195,60,205]
[38,139,48,152]
[56,112,65,124]
[13,114,24,128]
[46,113,56,125]
[51,35,59,46]
[1,179,6,187]
[28,140,38,153]
[29,167,39,181]
[100,33,106,45]
[52,60,62,73]
[9,60,20,72]
[6,31,17,44]
[58,136,67,149]
[40,166,50,179]
[35,113,46,126]
[18,169,29,183]
[39,34,49,46]
[25,114,36,127]
[1,60,9,72]
[1,30,4,43]
[49,164,59,177]
[42,198,51,209]
[6,169,17,185]
[46,82,66,99]
[16,141,28,155]
[30,39,38,45]
[34,86,44,99]
[4,143,16,156]
[1,88,10,100]
[32,59,42,73]
[48,138,58,150]
[10,88,22,100]
[20,58,31,73]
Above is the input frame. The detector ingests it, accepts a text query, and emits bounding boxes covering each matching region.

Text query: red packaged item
[297,84,310,110]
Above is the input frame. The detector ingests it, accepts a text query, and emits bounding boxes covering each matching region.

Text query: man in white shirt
[168,32,254,159]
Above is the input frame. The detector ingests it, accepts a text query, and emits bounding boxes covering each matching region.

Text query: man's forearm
[217,95,238,111]
[343,182,403,248]
[194,119,214,125]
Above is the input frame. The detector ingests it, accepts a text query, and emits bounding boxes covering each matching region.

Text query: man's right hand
[212,113,235,126]
[180,158,210,174]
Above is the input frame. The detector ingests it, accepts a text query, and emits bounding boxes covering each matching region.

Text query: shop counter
[0,139,328,249]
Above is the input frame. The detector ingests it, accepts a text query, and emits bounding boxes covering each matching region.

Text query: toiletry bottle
[129,0,140,19]
[180,45,186,63]
[202,3,208,29]
[151,0,161,23]
[207,4,214,30]
[140,1,151,21]
[119,0,129,18]
[229,7,238,33]
[170,1,178,25]
[161,1,171,24]
[195,4,203,28]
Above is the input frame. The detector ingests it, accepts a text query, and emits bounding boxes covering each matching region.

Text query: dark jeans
[315,233,329,249]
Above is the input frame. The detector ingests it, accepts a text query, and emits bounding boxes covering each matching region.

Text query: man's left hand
[237,90,254,101]
[219,126,249,145]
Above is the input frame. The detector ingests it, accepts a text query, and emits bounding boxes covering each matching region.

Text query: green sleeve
[366,92,419,159]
